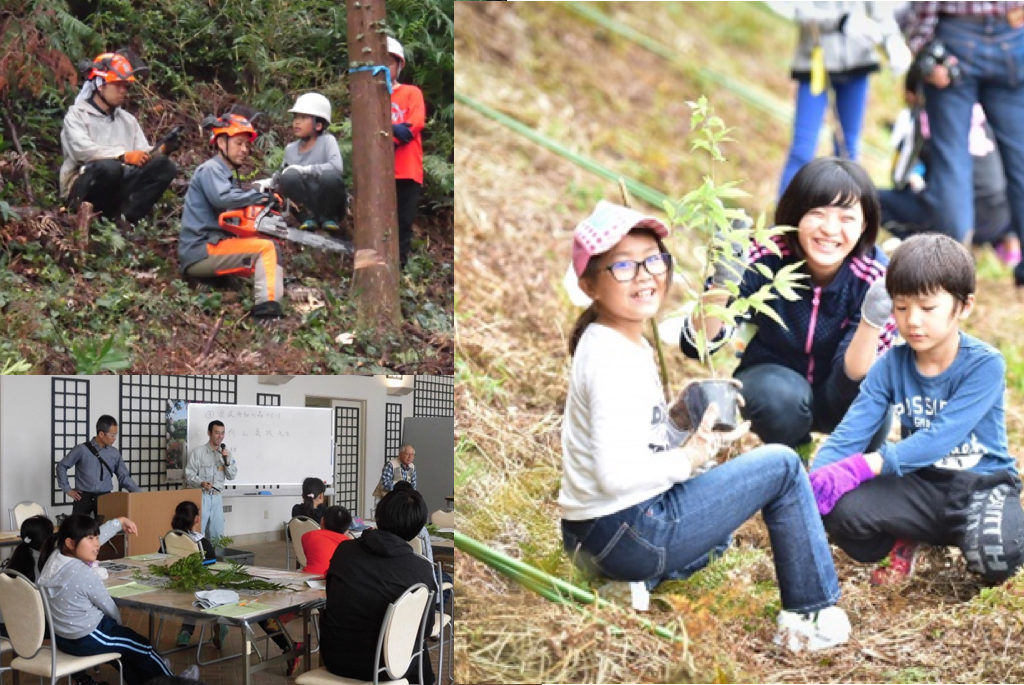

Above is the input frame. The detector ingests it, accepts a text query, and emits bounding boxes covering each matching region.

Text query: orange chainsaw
[218,199,352,253]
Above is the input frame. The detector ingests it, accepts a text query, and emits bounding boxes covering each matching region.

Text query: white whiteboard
[187,404,334,493]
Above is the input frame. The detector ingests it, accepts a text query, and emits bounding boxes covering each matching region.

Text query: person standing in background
[903,2,1024,291]
[770,1,911,196]
[184,420,237,543]
[387,36,427,269]
[57,414,142,518]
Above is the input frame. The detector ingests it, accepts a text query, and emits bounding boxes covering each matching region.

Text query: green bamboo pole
[455,532,683,642]
[455,91,670,210]
[561,1,891,169]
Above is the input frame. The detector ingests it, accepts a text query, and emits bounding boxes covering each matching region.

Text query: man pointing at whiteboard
[185,420,238,544]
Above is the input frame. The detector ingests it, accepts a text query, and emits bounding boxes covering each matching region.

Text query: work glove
[884,34,913,77]
[710,218,750,288]
[283,164,313,178]
[860,279,893,328]
[842,11,883,46]
[122,150,150,166]
[392,122,414,144]
[809,453,874,515]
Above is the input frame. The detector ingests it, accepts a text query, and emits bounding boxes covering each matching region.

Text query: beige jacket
[59,101,148,198]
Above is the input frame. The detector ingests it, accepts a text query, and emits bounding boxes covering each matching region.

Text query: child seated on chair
[169,501,221,648]
[36,514,199,684]
[292,477,327,522]
[0,515,53,636]
[300,505,352,575]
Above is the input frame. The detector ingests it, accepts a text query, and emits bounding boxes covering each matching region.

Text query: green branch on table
[138,553,288,593]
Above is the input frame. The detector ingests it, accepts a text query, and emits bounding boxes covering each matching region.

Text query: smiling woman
[680,157,897,451]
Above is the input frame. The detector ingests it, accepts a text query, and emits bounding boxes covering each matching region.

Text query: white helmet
[386,36,405,70]
[288,92,331,124]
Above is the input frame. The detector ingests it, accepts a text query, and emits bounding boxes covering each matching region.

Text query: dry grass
[455,2,1024,683]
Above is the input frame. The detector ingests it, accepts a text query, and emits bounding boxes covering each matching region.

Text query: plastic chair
[0,636,12,685]
[427,561,454,684]
[8,501,47,530]
[161,529,203,558]
[0,570,122,685]
[288,516,320,569]
[295,583,433,685]
[430,509,454,530]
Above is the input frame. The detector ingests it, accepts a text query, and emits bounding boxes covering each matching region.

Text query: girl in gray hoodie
[36,514,196,684]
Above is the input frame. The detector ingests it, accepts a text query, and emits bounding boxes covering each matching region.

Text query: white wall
[0,375,435,539]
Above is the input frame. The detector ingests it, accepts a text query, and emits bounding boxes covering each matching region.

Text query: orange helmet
[87,53,137,84]
[203,112,259,144]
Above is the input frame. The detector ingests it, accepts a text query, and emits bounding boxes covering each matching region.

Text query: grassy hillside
[455,2,1024,683]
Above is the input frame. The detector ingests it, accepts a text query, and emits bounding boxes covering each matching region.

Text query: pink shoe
[870,539,919,586]
[995,241,1022,267]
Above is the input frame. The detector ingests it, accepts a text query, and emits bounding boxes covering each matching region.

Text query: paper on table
[108,582,160,598]
[203,601,275,617]
[306,579,326,590]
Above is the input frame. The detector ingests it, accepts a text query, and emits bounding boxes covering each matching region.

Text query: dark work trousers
[735,362,891,450]
[396,179,422,267]
[67,156,176,222]
[276,167,347,225]
[823,467,1024,582]
[71,491,104,519]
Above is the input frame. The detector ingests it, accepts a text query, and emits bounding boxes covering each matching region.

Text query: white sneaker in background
[774,605,851,652]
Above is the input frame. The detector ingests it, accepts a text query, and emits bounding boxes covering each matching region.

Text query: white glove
[283,164,313,177]
[844,11,883,46]
[885,34,913,76]
[252,177,275,192]
[908,173,926,194]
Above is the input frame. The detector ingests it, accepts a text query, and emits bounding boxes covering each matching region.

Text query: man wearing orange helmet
[59,51,176,224]
[178,109,285,320]
[387,37,426,269]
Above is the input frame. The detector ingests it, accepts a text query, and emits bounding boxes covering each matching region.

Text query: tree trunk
[347,0,401,331]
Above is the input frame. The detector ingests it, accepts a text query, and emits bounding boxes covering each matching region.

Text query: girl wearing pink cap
[559,200,850,652]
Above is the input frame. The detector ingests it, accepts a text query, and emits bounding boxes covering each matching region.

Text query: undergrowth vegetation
[0,0,453,373]
[456,2,1024,683]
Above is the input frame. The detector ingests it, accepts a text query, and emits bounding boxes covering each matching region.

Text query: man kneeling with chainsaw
[178,109,285,320]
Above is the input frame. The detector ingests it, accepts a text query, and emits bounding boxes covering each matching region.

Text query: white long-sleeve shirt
[559,323,690,521]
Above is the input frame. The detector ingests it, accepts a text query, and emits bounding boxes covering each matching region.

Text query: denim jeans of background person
[906,5,1024,287]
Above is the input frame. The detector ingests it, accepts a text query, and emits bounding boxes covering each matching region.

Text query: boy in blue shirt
[809,233,1024,586]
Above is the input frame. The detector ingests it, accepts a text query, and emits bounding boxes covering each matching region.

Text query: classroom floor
[42,538,455,685]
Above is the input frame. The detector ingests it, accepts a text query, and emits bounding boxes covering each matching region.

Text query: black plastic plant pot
[683,379,741,432]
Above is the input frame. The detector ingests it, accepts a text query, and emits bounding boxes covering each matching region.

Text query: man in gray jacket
[60,51,176,224]
[179,109,285,319]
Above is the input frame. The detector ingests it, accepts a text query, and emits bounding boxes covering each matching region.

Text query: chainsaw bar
[281,227,353,253]
[255,210,353,253]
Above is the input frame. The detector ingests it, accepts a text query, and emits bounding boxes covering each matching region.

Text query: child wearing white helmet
[387,36,426,268]
[276,92,346,232]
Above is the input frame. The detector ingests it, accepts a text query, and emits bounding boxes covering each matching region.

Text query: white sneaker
[774,606,851,653]
[178,664,200,680]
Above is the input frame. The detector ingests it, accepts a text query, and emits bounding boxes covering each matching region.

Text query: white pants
[201,491,225,544]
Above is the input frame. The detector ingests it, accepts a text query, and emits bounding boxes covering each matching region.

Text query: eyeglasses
[604,253,673,282]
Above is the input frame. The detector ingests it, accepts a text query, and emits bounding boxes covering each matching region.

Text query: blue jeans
[201,491,225,543]
[923,16,1024,283]
[779,74,870,196]
[562,445,840,613]
[735,362,890,450]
